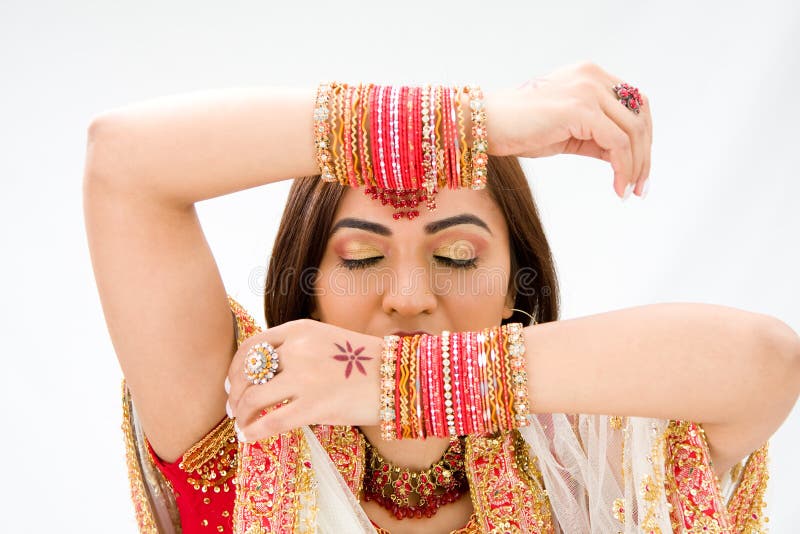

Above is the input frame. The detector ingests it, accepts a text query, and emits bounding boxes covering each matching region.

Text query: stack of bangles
[313,81,488,219]
[380,323,531,440]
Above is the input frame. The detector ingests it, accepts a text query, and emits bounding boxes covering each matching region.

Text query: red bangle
[395,335,405,439]
[398,85,409,190]
[370,85,383,189]
[382,85,395,189]
[414,86,424,192]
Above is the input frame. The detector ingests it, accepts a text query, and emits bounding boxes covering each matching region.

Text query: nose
[380,262,438,317]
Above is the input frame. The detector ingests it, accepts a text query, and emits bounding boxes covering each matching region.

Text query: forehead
[330,186,507,237]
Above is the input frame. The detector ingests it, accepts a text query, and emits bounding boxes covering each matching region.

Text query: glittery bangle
[451,332,466,435]
[496,324,513,430]
[477,329,490,432]
[398,335,412,438]
[343,84,358,188]
[332,83,349,186]
[359,83,375,187]
[413,335,425,438]
[489,326,502,432]
[440,86,451,188]
[433,85,446,189]
[374,85,387,189]
[380,335,400,440]
[447,86,461,189]
[505,323,531,426]
[467,85,488,190]
[381,85,395,190]
[420,84,436,207]
[433,333,447,438]
[392,86,403,190]
[442,330,457,436]
[369,85,383,189]
[449,86,461,189]
[405,87,417,189]
[455,85,469,189]
[407,332,420,438]
[314,82,336,182]
[329,83,342,184]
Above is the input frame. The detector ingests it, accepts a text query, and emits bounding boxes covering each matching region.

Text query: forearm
[523,302,800,426]
[85,84,477,207]
[86,86,320,206]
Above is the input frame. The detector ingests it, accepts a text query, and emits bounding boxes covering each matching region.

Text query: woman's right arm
[83,86,319,462]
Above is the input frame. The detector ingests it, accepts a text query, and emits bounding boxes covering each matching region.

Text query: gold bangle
[380,335,400,440]
[505,323,531,426]
[314,82,336,182]
[420,84,435,198]
[434,85,446,189]
[351,83,364,187]
[342,83,356,187]
[330,83,341,184]
[408,336,423,439]
[486,326,500,433]
[442,330,456,436]
[467,85,488,190]
[399,336,411,438]
[334,84,349,186]
[359,83,375,187]
[455,85,470,189]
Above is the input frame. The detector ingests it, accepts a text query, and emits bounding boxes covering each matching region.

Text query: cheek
[433,266,510,314]
[313,263,382,318]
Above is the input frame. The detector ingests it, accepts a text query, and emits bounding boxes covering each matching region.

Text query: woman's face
[312,186,515,337]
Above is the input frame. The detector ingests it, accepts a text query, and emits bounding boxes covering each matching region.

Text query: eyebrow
[329,213,493,237]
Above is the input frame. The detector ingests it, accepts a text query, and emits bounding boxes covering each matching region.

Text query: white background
[1,1,798,532]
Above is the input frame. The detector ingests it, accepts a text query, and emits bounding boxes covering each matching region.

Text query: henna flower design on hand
[332,341,372,378]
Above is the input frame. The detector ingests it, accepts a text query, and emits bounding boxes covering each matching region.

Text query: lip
[392,330,431,337]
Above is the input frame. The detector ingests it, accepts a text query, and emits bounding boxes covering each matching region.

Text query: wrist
[381,323,531,441]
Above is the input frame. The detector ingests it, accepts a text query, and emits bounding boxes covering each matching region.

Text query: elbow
[754,316,800,405]
[83,112,130,190]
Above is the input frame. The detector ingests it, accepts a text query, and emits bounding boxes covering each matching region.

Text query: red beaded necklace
[361,435,468,520]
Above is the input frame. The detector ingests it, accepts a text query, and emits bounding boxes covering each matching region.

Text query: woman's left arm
[228,302,799,479]
[523,302,800,477]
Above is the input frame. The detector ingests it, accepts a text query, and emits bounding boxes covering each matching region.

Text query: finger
[233,374,295,426]
[573,106,633,198]
[237,398,310,442]
[227,332,286,407]
[633,95,653,195]
[598,82,647,196]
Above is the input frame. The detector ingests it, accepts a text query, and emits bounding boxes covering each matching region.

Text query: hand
[486,61,653,199]
[225,318,383,442]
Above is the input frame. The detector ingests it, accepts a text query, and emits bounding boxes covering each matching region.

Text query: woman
[84,62,800,533]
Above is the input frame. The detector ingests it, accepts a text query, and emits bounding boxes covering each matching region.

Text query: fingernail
[224,377,230,394]
[621,182,633,201]
[642,178,650,198]
[226,400,233,419]
[234,421,248,443]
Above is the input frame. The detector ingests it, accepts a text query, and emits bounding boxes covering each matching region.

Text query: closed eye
[337,256,479,270]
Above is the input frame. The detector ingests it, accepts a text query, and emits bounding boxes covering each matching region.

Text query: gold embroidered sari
[122,295,770,533]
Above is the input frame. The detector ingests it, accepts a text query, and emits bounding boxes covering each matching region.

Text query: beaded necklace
[361,435,468,520]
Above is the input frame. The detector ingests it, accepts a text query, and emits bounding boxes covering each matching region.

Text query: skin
[88,60,799,532]
[309,186,517,531]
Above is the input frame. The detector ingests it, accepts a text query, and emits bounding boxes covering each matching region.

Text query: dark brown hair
[263,155,560,328]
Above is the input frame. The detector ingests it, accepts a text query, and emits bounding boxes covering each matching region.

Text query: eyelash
[338,256,479,270]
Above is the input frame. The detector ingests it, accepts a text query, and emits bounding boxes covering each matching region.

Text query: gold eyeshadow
[434,240,477,259]
[339,238,479,260]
